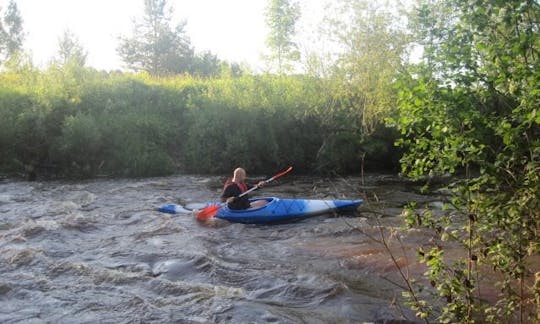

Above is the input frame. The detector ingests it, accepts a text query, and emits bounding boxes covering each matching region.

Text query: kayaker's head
[233,167,246,183]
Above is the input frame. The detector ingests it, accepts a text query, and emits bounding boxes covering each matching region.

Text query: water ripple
[0,175,428,323]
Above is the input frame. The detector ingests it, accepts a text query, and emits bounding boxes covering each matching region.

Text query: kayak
[213,197,362,224]
[157,197,362,224]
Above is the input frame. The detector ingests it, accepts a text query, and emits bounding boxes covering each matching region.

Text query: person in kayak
[221,167,267,210]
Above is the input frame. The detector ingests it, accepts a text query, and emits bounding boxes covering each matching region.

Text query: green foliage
[183,105,270,173]
[0,0,406,179]
[396,0,540,322]
[0,0,24,64]
[103,118,177,178]
[55,29,88,67]
[0,84,35,173]
[11,103,51,172]
[181,75,327,174]
[315,131,362,174]
[81,77,186,177]
[322,0,409,134]
[190,51,221,78]
[264,0,301,73]
[51,113,103,178]
[116,0,227,78]
[0,67,397,178]
[117,0,194,76]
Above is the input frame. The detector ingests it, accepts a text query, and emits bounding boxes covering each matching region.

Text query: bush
[51,113,103,178]
[0,68,399,178]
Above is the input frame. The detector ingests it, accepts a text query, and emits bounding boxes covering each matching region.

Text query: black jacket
[220,182,253,210]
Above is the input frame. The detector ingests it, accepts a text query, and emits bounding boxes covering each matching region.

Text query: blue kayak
[214,197,362,224]
[215,197,363,224]
[157,197,363,224]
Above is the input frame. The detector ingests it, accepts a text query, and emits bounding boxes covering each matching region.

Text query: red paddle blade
[196,204,220,221]
[273,166,293,180]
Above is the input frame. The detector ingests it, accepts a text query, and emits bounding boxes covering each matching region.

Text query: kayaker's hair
[233,167,246,179]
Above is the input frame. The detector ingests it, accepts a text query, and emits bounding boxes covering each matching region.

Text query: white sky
[1,0,327,71]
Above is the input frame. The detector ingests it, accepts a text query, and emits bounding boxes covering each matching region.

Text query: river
[0,173,440,323]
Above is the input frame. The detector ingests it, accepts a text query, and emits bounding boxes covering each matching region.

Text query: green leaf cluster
[396,0,540,322]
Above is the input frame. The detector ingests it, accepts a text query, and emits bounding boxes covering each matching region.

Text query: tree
[396,0,540,322]
[219,61,244,78]
[301,0,407,172]
[323,0,409,134]
[0,0,24,64]
[55,29,88,66]
[264,0,301,74]
[117,0,194,76]
[190,50,221,78]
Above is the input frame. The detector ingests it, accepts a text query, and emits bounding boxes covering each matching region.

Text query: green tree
[396,0,540,322]
[298,0,407,172]
[219,61,244,78]
[190,50,221,78]
[0,0,24,64]
[55,29,88,66]
[264,0,301,74]
[323,0,409,134]
[117,0,194,76]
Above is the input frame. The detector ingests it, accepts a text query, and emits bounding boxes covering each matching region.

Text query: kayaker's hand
[226,197,236,204]
[257,181,265,187]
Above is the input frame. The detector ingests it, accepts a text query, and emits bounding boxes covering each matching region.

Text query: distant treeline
[0,66,398,179]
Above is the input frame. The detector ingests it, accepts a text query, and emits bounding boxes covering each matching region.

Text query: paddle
[196,166,293,221]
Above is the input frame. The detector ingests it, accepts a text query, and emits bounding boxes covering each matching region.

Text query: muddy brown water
[0,174,441,323]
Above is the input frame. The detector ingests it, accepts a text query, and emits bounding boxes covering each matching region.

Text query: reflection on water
[0,174,432,323]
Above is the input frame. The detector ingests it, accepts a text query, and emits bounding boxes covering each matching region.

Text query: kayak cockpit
[223,197,277,213]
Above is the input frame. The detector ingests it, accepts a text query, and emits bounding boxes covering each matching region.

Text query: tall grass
[0,67,398,178]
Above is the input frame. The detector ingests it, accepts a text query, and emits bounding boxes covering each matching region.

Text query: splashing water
[0,175,431,323]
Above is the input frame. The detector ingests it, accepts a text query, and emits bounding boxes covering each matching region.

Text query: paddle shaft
[235,166,292,199]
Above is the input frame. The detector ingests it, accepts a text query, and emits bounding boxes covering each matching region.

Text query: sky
[1,0,327,71]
